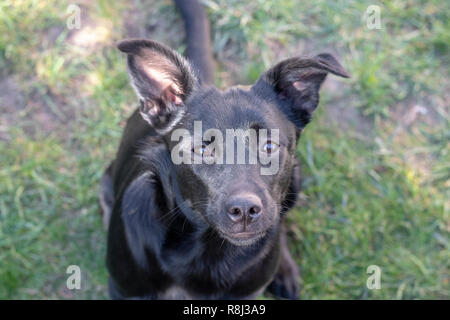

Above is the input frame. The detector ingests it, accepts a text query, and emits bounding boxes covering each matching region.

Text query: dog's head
[118,39,349,246]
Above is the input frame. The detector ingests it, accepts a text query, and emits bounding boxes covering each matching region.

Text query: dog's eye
[261,141,279,154]
[193,144,213,157]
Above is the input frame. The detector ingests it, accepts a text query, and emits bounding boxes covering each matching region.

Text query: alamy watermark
[66,265,81,290]
[66,4,81,30]
[363,5,382,30]
[366,265,382,289]
[170,121,280,175]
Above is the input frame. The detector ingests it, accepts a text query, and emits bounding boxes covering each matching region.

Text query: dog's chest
[159,285,194,299]
[158,284,264,300]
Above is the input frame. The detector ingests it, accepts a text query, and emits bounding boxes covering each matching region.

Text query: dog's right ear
[252,53,350,130]
[118,39,198,134]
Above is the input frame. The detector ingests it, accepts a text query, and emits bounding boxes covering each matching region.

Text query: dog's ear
[118,39,198,133]
[252,53,350,129]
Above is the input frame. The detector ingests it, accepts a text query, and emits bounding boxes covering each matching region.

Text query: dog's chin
[217,230,267,247]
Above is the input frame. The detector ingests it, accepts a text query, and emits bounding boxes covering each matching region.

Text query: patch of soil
[0,74,76,139]
[390,95,446,130]
[65,4,113,52]
[0,2,114,140]
[123,0,184,49]
[384,94,448,180]
[322,77,374,137]
[0,75,25,140]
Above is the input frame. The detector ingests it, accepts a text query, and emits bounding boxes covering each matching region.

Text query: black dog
[100,0,350,299]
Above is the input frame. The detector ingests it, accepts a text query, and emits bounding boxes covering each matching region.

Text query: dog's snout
[226,194,262,223]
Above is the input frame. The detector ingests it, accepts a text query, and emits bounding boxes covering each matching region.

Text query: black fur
[101,0,350,300]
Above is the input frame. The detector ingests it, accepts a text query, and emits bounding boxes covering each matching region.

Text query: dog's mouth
[217,230,267,246]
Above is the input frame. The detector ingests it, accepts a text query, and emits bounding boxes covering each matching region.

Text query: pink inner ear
[137,56,184,105]
[172,95,183,105]
[292,81,307,91]
[162,84,183,105]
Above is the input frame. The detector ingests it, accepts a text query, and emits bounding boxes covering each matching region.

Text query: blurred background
[0,0,448,299]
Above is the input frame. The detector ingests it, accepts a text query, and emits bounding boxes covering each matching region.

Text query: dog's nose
[226,194,262,223]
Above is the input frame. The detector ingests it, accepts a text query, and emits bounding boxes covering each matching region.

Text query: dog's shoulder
[111,108,165,191]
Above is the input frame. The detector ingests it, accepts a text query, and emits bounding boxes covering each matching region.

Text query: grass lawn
[0,0,448,299]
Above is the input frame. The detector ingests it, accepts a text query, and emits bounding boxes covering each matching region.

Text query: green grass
[292,107,448,299]
[0,0,448,299]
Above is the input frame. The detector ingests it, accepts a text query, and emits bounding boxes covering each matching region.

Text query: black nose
[226,194,262,223]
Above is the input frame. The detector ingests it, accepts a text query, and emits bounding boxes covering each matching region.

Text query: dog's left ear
[252,53,350,129]
[118,39,198,134]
